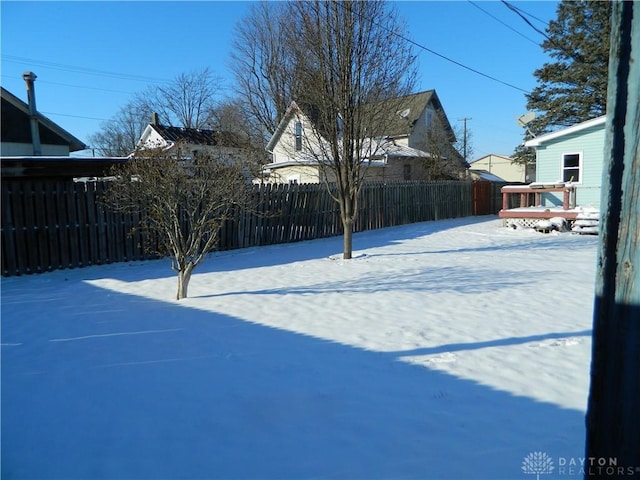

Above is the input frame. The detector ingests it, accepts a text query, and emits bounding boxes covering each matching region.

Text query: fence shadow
[2,279,586,479]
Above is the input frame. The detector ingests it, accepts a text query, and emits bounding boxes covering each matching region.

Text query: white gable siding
[535,124,605,207]
[270,112,323,164]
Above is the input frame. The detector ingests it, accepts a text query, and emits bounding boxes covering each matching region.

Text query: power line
[0,74,134,95]
[468,1,539,46]
[334,2,529,93]
[40,111,109,122]
[402,36,529,93]
[2,55,172,84]
[501,1,551,41]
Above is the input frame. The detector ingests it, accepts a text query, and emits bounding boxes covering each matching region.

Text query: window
[562,152,581,182]
[295,121,302,151]
[425,110,433,128]
[403,164,412,181]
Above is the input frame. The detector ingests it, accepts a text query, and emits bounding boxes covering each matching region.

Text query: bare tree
[136,68,221,129]
[211,97,270,182]
[229,2,304,138]
[417,111,468,180]
[88,100,153,156]
[88,68,221,156]
[103,146,252,300]
[289,0,417,258]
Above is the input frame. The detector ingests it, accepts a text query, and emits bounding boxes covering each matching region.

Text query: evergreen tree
[513,0,611,165]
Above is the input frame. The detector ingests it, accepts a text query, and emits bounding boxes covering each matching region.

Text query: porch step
[571,210,600,235]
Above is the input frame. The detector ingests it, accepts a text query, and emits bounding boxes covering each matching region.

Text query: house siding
[1,142,70,156]
[470,155,526,183]
[535,124,605,208]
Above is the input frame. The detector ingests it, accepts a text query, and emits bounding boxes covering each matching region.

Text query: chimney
[22,71,42,155]
[151,112,159,126]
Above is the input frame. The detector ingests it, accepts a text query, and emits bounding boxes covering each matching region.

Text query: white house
[263,90,466,184]
[136,113,245,160]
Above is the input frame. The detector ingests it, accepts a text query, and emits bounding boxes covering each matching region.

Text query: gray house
[525,115,606,208]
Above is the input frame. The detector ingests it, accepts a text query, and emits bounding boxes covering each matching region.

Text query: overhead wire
[334,1,530,93]
[2,54,172,84]
[501,1,552,41]
[468,1,540,46]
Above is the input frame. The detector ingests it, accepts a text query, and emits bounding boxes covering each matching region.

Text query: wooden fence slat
[1,181,18,276]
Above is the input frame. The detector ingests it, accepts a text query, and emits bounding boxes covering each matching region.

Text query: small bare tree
[289,0,417,258]
[103,146,252,300]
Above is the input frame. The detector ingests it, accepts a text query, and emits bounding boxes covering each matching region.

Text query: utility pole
[585,0,639,472]
[458,117,472,163]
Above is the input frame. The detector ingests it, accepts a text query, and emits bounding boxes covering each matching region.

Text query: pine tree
[513,0,611,165]
[529,0,611,130]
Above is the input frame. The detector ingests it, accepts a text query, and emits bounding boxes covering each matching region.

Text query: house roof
[469,154,513,165]
[524,116,606,147]
[148,124,244,148]
[369,90,438,137]
[468,169,507,182]
[1,86,87,152]
[266,90,453,153]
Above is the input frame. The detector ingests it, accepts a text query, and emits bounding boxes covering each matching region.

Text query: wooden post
[585,0,640,475]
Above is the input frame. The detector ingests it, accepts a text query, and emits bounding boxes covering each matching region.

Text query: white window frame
[561,151,582,184]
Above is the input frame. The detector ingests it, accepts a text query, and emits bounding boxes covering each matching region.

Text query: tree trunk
[585,1,640,473]
[176,263,195,300]
[342,217,353,259]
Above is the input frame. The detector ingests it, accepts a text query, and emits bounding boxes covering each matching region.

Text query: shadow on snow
[2,280,587,480]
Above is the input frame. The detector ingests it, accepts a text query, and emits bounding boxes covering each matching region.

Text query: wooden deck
[499,184,579,221]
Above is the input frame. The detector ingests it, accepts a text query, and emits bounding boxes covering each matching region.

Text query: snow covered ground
[1,216,599,479]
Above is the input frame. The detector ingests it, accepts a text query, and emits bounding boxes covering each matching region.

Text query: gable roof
[1,86,87,152]
[524,116,606,147]
[265,101,304,153]
[148,124,244,148]
[266,90,452,153]
[370,90,436,137]
[469,154,513,165]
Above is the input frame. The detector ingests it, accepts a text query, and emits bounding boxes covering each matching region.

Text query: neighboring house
[1,86,86,156]
[468,154,529,183]
[468,169,507,182]
[524,115,606,208]
[136,113,246,163]
[263,90,466,184]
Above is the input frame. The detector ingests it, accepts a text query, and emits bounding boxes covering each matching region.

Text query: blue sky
[1,1,559,159]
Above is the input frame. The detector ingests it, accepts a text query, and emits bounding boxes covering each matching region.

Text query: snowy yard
[1,216,599,479]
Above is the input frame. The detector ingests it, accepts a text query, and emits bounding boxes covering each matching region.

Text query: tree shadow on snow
[2,281,587,480]
[66,216,499,284]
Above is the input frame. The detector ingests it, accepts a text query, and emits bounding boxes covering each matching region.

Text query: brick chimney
[151,112,159,126]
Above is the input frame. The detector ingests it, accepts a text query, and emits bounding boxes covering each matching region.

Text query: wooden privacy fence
[1,179,483,277]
